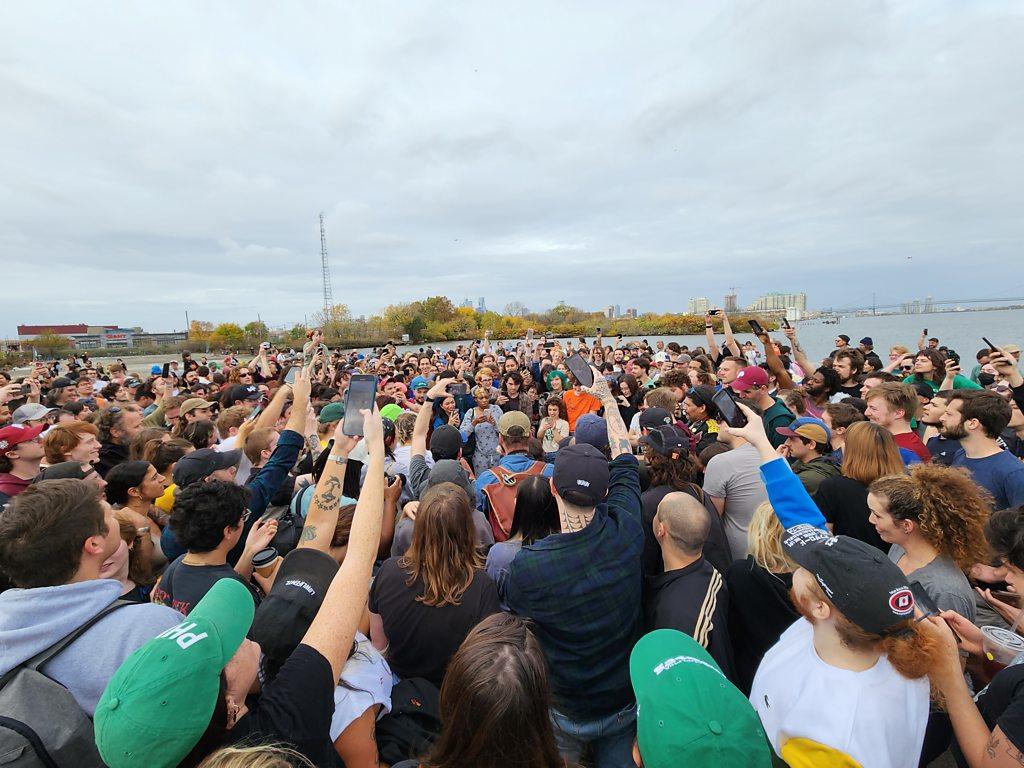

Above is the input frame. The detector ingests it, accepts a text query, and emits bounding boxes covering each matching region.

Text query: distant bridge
[820,296,1024,314]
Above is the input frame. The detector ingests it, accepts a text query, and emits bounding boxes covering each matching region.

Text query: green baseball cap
[380,403,404,422]
[318,401,346,424]
[629,629,772,768]
[94,579,255,768]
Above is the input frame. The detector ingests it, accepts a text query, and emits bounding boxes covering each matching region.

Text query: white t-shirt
[750,619,928,768]
[329,633,393,741]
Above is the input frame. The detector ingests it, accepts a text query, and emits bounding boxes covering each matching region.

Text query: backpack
[375,677,441,766]
[481,462,548,542]
[0,601,130,768]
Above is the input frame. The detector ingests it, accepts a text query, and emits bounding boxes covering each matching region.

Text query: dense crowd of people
[1,313,1024,767]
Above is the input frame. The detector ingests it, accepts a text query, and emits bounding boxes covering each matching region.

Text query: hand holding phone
[748,320,765,337]
[983,337,999,352]
[343,375,378,436]
[712,389,748,428]
[781,318,791,329]
[565,353,595,388]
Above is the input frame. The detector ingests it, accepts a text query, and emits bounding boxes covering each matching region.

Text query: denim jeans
[551,701,637,768]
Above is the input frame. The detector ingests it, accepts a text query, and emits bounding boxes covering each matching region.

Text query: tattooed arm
[297,423,360,554]
[584,365,632,459]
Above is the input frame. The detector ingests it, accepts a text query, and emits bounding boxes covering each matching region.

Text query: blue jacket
[474,452,554,513]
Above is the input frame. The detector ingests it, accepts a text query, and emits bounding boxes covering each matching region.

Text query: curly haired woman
[868,463,990,621]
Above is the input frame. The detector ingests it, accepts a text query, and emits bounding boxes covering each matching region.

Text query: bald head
[654,492,710,556]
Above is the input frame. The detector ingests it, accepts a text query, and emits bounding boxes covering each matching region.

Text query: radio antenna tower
[319,213,333,313]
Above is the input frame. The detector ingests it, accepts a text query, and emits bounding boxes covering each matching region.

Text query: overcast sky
[2,1,1023,335]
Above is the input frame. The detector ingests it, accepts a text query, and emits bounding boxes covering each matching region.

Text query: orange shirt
[563,388,602,433]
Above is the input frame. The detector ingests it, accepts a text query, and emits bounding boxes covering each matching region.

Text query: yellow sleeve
[779,737,862,768]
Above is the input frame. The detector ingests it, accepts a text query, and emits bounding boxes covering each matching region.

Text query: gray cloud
[2,0,1023,334]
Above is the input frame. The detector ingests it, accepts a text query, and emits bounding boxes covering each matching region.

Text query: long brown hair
[423,614,564,768]
[841,422,905,486]
[869,465,989,570]
[401,483,481,607]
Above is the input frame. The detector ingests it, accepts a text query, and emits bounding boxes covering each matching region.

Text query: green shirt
[763,396,797,448]
[902,374,981,393]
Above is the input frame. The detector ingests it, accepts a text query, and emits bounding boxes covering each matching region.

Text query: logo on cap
[888,588,914,615]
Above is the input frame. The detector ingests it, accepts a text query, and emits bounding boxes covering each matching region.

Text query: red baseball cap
[0,423,46,456]
[729,366,769,392]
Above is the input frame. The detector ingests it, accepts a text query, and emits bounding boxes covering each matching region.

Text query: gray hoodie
[0,579,182,715]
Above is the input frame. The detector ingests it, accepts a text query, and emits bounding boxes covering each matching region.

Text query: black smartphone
[712,388,748,428]
[343,374,377,436]
[565,353,595,388]
[284,366,299,385]
[161,362,171,378]
[923,328,928,336]
[447,382,467,397]
[748,320,765,336]
[909,581,939,619]
[708,309,721,316]
[781,317,791,329]
[947,349,960,365]
[543,341,555,349]
[983,337,999,352]
[596,327,602,334]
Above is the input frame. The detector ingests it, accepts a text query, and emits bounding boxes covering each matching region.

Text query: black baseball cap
[35,461,96,482]
[859,337,873,346]
[226,384,261,404]
[639,407,673,430]
[172,447,242,487]
[639,425,690,457]
[837,335,851,343]
[686,385,717,410]
[553,443,609,507]
[51,377,74,389]
[782,524,915,635]
[251,549,338,665]
[429,425,462,461]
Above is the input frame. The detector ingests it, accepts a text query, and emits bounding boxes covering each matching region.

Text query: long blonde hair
[747,502,798,574]
[199,745,313,768]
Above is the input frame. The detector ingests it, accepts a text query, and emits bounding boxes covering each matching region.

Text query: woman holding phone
[460,386,504,475]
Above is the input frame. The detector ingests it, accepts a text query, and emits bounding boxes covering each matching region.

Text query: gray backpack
[0,601,129,768]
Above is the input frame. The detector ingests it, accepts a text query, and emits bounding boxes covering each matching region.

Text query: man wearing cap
[0,423,46,507]
[35,460,107,497]
[0,479,182,716]
[505,369,642,767]
[729,366,795,448]
[221,383,262,411]
[833,334,851,353]
[45,376,77,407]
[721,401,935,767]
[644,490,735,680]
[11,402,57,427]
[177,397,215,428]
[629,629,772,767]
[473,409,554,514]
[407,375,430,412]
[775,416,840,495]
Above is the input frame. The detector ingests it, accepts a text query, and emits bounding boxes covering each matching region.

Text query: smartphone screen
[284,366,299,385]
[923,328,928,336]
[712,389,747,428]
[162,362,171,378]
[565,353,594,388]
[749,320,764,336]
[448,382,468,397]
[781,318,791,329]
[343,375,377,436]
[543,341,555,349]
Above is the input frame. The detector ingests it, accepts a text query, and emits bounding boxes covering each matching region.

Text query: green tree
[212,322,245,349]
[31,332,72,357]
[420,296,456,324]
[243,321,269,343]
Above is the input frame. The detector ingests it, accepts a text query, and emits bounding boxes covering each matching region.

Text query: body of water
[35,308,1024,375]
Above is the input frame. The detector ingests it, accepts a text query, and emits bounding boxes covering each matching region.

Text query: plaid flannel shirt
[505,453,643,720]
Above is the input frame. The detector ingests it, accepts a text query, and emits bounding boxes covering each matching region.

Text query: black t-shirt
[150,556,262,616]
[835,382,863,399]
[966,663,1024,761]
[641,484,733,579]
[813,475,889,553]
[369,558,500,688]
[230,644,342,767]
[725,556,797,695]
[644,557,735,682]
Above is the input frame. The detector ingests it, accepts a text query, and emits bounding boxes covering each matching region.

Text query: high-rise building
[724,293,737,313]
[614,304,621,318]
[687,297,710,315]
[625,307,638,319]
[747,292,807,313]
[460,297,473,309]
[924,296,934,313]
[605,305,615,319]
[476,297,487,314]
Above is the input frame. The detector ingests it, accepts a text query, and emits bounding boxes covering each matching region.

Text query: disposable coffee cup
[251,547,280,578]
[981,626,1024,674]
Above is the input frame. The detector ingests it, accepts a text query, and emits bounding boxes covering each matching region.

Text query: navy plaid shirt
[505,453,643,720]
